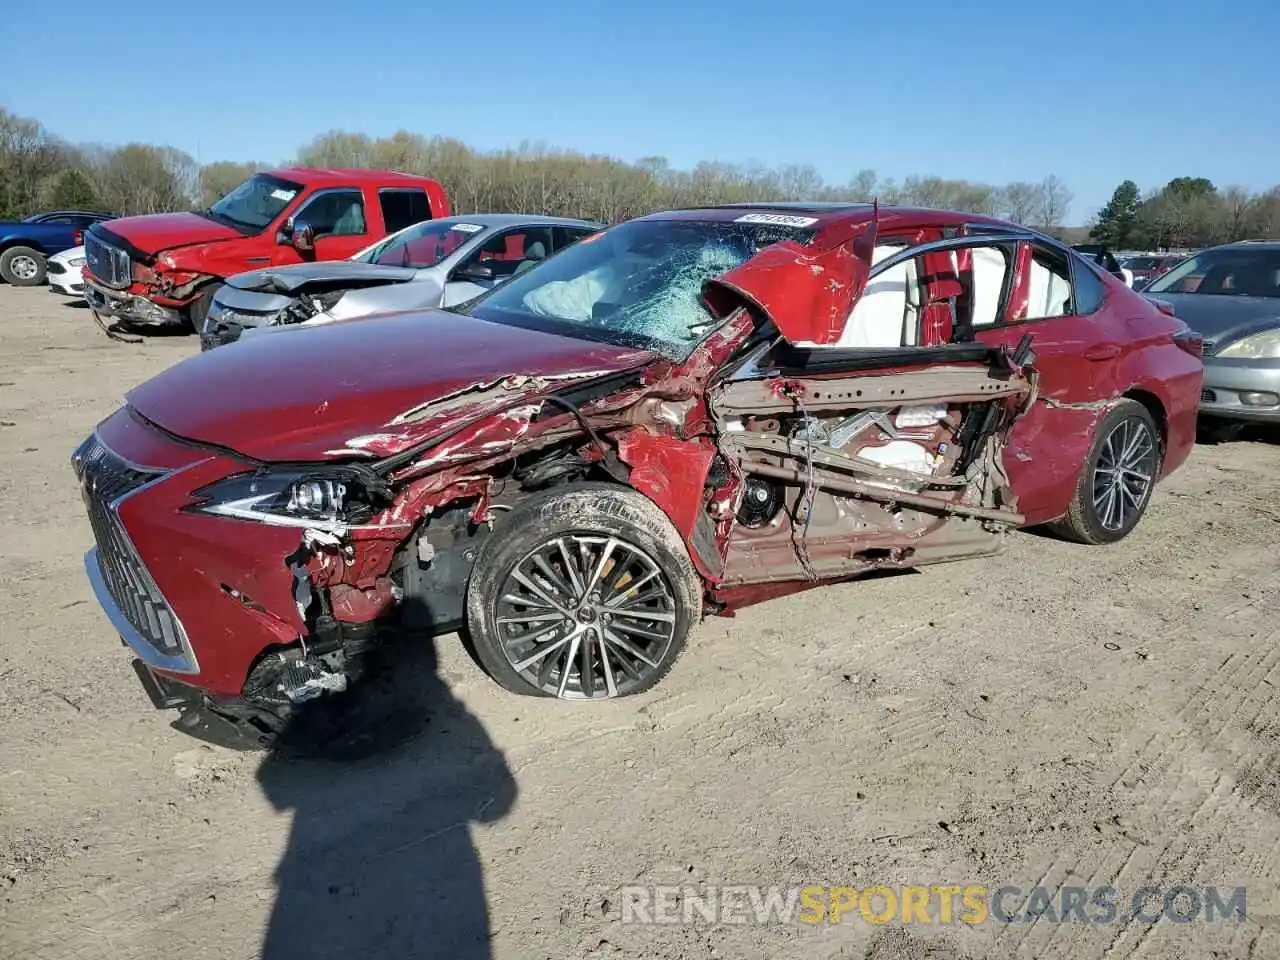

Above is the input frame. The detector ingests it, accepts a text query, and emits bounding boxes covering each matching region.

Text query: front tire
[465,483,702,700]
[0,246,46,286]
[1051,399,1161,545]
[1196,416,1244,444]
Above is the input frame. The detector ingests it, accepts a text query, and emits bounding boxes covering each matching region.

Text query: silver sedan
[201,213,602,350]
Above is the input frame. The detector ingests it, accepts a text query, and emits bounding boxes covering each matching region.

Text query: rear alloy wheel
[465,483,701,699]
[0,246,47,286]
[1052,399,1160,544]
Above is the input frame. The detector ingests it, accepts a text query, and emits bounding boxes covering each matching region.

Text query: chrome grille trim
[84,231,132,289]
[72,434,199,673]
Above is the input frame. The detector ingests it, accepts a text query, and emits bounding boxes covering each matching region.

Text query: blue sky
[3,0,1277,223]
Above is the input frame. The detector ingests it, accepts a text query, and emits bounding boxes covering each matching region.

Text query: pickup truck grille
[85,231,131,289]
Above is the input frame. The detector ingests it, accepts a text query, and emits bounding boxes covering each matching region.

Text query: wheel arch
[1121,386,1167,462]
[0,236,48,255]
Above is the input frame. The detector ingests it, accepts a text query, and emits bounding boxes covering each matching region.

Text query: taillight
[73,229,82,245]
[1174,328,1203,358]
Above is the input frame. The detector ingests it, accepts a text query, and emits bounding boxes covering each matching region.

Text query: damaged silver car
[200,213,602,349]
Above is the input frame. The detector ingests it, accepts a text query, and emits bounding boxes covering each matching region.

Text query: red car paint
[83,168,449,324]
[73,203,1203,722]
[128,309,655,462]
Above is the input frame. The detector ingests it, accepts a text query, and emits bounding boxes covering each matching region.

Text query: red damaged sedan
[72,203,1204,739]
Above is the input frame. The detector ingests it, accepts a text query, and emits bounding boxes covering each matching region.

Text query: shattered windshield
[206,174,302,232]
[357,219,483,268]
[466,218,816,358]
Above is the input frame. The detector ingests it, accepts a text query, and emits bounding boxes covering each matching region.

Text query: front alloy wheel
[465,483,701,699]
[496,534,677,698]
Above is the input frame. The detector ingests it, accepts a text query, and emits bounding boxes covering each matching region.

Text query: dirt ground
[0,283,1277,960]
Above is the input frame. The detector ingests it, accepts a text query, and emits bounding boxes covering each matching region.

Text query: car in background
[83,168,450,333]
[1121,253,1182,290]
[71,202,1202,738]
[1142,240,1280,440]
[46,245,86,296]
[0,210,115,286]
[201,214,602,350]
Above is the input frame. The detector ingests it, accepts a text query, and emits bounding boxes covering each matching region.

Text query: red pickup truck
[83,167,450,331]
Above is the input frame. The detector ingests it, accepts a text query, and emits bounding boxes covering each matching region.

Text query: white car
[200,214,602,350]
[46,245,86,296]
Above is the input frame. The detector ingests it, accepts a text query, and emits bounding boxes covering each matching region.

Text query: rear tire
[465,482,702,700]
[0,246,46,286]
[1051,399,1161,545]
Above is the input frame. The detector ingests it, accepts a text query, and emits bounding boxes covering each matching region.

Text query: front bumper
[74,413,310,697]
[49,277,84,296]
[84,279,183,327]
[1199,356,1280,423]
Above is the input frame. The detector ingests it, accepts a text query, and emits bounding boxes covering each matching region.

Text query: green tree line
[1090,177,1280,251]
[7,104,1276,248]
[1,106,1080,230]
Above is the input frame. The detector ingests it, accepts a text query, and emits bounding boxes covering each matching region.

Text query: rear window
[379,189,433,233]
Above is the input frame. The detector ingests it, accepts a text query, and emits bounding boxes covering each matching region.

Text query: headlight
[1217,328,1280,359]
[207,300,283,329]
[70,257,86,267]
[184,467,389,531]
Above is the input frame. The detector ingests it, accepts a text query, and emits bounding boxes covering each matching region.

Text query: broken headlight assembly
[279,290,346,326]
[184,467,391,531]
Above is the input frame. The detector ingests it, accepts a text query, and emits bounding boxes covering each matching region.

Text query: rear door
[971,242,1118,523]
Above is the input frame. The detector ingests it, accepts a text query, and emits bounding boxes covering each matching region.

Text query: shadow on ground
[253,631,517,960]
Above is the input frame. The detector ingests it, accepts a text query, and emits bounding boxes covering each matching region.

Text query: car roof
[1214,240,1280,251]
[438,213,603,229]
[634,201,1025,236]
[263,166,444,186]
[32,210,115,218]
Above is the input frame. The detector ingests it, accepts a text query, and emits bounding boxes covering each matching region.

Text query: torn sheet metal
[702,218,879,345]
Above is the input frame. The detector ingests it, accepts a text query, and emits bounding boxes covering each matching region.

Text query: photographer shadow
[254,605,516,960]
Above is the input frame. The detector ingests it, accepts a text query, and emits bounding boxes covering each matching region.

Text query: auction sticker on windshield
[450,223,485,233]
[270,188,296,201]
[733,213,819,227]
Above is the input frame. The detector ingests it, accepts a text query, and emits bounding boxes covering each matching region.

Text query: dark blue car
[0,210,116,286]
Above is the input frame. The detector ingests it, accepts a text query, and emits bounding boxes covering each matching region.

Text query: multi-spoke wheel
[465,483,701,699]
[1052,399,1162,544]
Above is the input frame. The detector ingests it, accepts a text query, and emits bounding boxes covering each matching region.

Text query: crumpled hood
[1144,293,1280,348]
[127,309,656,461]
[95,212,242,257]
[226,261,419,295]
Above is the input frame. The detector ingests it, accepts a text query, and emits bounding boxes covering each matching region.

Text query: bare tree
[998,182,1040,224]
[1033,175,1073,230]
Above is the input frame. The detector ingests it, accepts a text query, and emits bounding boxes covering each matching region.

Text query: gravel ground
[0,284,1277,960]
